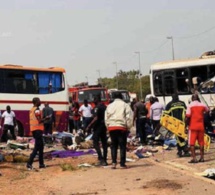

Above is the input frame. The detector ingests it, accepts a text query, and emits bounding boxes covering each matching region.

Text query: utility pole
[96,70,101,85]
[167,36,175,60]
[85,76,88,84]
[135,51,143,100]
[113,62,119,89]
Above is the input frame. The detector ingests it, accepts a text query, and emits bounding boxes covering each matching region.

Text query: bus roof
[0,64,66,72]
[151,56,215,70]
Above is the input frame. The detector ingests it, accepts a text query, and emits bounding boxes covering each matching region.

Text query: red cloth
[107,126,127,131]
[186,100,208,131]
[72,107,80,121]
[188,130,204,146]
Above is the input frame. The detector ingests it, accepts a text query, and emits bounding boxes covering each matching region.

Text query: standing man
[42,103,55,135]
[130,98,137,111]
[133,99,148,145]
[68,97,74,133]
[86,95,108,166]
[186,94,209,163]
[27,97,49,170]
[105,92,133,169]
[145,96,153,124]
[165,94,189,157]
[150,97,164,136]
[79,99,93,135]
[0,106,16,142]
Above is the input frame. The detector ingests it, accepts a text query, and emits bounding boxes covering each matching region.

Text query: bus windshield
[78,89,107,103]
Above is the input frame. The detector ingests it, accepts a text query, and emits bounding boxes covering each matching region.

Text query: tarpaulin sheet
[51,149,95,158]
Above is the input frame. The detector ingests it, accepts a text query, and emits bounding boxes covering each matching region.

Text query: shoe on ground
[155,135,161,141]
[111,163,117,169]
[39,164,47,169]
[198,158,205,163]
[183,152,191,157]
[188,159,198,164]
[101,161,108,166]
[26,163,33,170]
[177,151,183,158]
[120,165,129,169]
[96,160,108,166]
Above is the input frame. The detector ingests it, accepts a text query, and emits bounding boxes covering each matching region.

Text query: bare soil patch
[143,179,183,190]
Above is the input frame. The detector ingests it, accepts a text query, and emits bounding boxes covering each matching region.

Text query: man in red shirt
[186,94,209,163]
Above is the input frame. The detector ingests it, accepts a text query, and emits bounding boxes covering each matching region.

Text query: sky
[0,0,215,85]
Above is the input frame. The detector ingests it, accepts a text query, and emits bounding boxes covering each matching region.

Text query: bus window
[153,71,163,96]
[190,66,207,83]
[176,68,189,94]
[38,72,64,94]
[163,70,175,95]
[209,65,215,78]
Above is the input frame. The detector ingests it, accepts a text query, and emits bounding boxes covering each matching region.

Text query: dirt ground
[1,143,215,195]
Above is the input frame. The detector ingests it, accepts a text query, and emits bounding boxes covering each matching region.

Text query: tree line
[98,70,151,99]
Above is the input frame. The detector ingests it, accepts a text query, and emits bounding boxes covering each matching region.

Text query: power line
[141,39,168,53]
[175,25,215,39]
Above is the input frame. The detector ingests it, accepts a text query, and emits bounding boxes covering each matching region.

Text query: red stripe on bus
[0,100,68,105]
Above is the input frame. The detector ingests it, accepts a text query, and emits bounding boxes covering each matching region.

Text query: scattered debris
[196,168,215,179]
[78,163,93,168]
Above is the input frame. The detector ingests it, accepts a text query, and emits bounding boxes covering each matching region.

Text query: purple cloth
[51,149,96,158]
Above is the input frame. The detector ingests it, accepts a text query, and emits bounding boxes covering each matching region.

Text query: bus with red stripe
[0,64,69,136]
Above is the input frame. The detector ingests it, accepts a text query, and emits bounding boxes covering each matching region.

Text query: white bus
[0,64,69,136]
[150,55,215,108]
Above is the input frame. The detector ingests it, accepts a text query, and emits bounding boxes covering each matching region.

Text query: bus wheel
[16,121,24,137]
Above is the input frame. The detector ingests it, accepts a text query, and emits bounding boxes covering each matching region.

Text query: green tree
[99,70,151,99]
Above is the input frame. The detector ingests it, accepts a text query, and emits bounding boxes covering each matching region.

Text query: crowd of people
[132,93,210,164]
[67,91,210,168]
[0,91,211,171]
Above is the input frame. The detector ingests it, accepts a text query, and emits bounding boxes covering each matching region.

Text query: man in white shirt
[150,97,164,135]
[0,106,16,142]
[79,99,93,135]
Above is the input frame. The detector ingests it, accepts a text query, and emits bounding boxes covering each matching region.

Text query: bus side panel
[15,110,68,136]
[15,110,30,136]
[55,110,68,132]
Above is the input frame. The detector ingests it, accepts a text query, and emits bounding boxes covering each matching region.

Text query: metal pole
[97,70,101,85]
[85,76,88,84]
[167,36,175,60]
[135,52,143,100]
[113,62,119,89]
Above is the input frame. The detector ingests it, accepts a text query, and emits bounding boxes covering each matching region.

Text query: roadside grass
[60,163,77,171]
